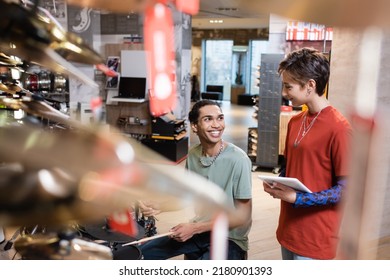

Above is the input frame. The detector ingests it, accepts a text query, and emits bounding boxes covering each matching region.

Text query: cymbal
[0,97,73,126]
[34,9,103,65]
[0,2,98,88]
[0,53,23,67]
[0,124,162,226]
[0,83,16,94]
[20,99,73,124]
[4,83,22,93]
[0,123,237,227]
[0,165,114,226]
[14,232,113,260]
[1,80,26,94]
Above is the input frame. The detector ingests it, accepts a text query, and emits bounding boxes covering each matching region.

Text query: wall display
[105,56,120,89]
[40,0,67,28]
[286,21,333,41]
[100,13,140,35]
[67,5,100,46]
[120,50,148,100]
[120,50,148,79]
[255,53,284,170]
[117,77,146,99]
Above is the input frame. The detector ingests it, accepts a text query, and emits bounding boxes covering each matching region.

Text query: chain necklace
[293,110,323,148]
[199,140,224,167]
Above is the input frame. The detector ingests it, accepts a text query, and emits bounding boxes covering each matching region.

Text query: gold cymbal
[0,123,236,227]
[35,11,103,65]
[0,53,22,67]
[14,233,113,260]
[0,83,16,94]
[0,98,76,125]
[0,2,98,88]
[0,165,112,226]
[5,84,21,93]
[20,99,74,125]
[2,81,22,93]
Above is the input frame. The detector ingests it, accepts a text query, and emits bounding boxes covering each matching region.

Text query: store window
[202,40,233,100]
[248,40,269,95]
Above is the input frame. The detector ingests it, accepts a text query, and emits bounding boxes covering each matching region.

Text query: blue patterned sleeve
[293,179,346,208]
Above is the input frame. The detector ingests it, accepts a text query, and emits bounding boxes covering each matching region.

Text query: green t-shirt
[186,142,252,251]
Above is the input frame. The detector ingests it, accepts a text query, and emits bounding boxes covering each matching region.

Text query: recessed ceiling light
[209,19,224,24]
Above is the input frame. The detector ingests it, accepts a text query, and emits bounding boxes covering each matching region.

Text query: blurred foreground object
[144,3,176,116]
[14,231,113,260]
[0,0,103,87]
[337,28,389,259]
[0,121,237,228]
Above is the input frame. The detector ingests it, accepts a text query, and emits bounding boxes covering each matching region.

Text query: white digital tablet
[258,175,312,193]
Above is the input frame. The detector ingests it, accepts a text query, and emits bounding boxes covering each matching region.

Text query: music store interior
[0,0,390,260]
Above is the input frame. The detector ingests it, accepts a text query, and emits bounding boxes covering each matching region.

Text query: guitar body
[72,7,92,33]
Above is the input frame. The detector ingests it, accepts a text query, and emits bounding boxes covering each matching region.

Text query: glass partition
[248,40,269,95]
[202,40,233,100]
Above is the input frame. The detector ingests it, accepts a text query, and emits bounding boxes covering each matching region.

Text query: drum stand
[3,225,40,252]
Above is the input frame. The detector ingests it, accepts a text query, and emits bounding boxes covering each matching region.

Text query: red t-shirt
[277,106,352,259]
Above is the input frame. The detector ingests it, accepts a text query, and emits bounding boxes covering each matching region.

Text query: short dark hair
[188,100,221,124]
[278,47,330,96]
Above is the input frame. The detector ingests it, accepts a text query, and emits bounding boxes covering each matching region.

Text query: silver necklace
[199,140,224,167]
[293,110,323,148]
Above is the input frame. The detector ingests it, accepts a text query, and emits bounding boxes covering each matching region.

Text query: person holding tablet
[263,47,352,260]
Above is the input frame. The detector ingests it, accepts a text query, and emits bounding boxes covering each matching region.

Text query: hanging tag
[144,3,177,117]
[96,63,118,77]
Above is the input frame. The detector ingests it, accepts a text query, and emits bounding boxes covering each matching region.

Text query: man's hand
[170,223,198,242]
[138,200,162,217]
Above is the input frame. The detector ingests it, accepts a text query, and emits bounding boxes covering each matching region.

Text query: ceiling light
[216,7,238,12]
[209,19,224,24]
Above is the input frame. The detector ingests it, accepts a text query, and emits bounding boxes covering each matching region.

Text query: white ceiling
[192,0,270,29]
[192,0,390,29]
[65,0,390,29]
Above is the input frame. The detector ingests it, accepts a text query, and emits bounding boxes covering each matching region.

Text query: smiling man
[138,100,252,260]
